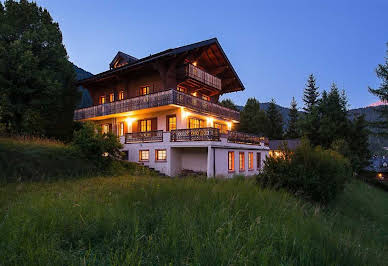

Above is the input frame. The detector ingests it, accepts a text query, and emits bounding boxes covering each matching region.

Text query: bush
[72,122,123,168]
[257,139,352,204]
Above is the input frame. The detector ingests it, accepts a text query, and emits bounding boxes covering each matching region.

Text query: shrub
[72,122,123,168]
[257,139,352,204]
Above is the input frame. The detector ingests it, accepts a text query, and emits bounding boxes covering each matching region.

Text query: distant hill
[73,64,93,108]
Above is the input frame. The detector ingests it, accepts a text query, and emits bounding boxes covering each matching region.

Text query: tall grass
[0,176,386,265]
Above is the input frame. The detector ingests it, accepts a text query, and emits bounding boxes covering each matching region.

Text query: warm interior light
[191,92,197,97]
[227,122,232,130]
[181,108,190,119]
[193,61,197,66]
[207,117,214,127]
[378,173,383,179]
[125,117,135,124]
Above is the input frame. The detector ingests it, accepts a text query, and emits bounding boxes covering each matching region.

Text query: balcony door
[133,118,157,133]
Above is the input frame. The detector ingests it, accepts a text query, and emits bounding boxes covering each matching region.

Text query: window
[257,152,262,170]
[102,124,109,134]
[140,119,152,132]
[177,87,187,93]
[239,152,245,171]
[248,152,254,170]
[155,149,167,161]
[214,123,228,134]
[139,150,149,161]
[119,122,124,136]
[109,93,114,102]
[228,151,235,172]
[202,95,210,101]
[188,117,205,129]
[139,86,150,96]
[99,96,106,104]
[118,91,124,100]
[167,115,176,131]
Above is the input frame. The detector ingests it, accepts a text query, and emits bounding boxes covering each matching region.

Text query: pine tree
[239,98,268,136]
[348,115,371,173]
[303,74,320,113]
[369,43,388,136]
[0,0,78,140]
[285,97,300,139]
[219,98,238,111]
[266,99,283,139]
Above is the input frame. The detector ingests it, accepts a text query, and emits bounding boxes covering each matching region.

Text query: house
[269,139,301,157]
[75,38,269,177]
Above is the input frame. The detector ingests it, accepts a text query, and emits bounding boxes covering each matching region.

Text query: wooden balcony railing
[227,131,269,146]
[170,128,220,142]
[74,89,240,121]
[185,64,221,90]
[125,130,163,144]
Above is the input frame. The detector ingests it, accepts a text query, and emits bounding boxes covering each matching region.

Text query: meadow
[0,175,387,265]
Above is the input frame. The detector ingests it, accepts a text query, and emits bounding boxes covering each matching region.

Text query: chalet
[75,38,269,177]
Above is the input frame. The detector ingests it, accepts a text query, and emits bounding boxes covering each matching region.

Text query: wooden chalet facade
[76,38,269,177]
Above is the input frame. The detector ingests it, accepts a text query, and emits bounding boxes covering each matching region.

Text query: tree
[266,99,283,139]
[0,0,78,140]
[318,83,349,148]
[303,74,320,113]
[285,97,300,139]
[219,98,238,111]
[239,98,268,136]
[369,43,388,136]
[348,115,371,173]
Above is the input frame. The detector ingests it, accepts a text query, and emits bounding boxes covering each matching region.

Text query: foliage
[239,98,268,135]
[302,74,320,113]
[285,97,300,138]
[368,43,388,136]
[265,99,284,139]
[219,98,238,111]
[0,0,78,140]
[0,176,386,265]
[72,122,123,168]
[257,139,352,204]
[347,115,371,172]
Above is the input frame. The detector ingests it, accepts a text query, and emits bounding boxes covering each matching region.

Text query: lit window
[257,152,262,170]
[119,122,124,136]
[214,123,228,134]
[118,91,124,100]
[228,151,235,172]
[248,152,254,170]
[202,95,210,101]
[140,119,152,132]
[239,152,245,171]
[139,86,150,96]
[155,149,167,161]
[102,124,109,134]
[99,96,106,104]
[167,115,176,131]
[188,117,205,129]
[177,87,187,93]
[109,93,114,102]
[139,150,149,161]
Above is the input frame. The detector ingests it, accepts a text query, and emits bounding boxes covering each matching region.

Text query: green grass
[0,176,387,265]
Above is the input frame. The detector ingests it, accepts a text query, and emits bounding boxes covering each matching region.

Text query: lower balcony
[123,128,268,146]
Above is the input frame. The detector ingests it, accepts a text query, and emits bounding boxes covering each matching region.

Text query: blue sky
[34,0,388,109]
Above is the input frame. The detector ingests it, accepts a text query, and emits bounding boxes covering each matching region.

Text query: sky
[32,0,388,109]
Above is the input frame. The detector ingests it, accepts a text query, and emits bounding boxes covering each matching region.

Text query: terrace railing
[74,89,240,121]
[170,128,220,142]
[125,130,163,144]
[185,64,222,90]
[227,131,269,146]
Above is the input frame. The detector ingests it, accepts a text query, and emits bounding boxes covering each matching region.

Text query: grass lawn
[0,176,387,265]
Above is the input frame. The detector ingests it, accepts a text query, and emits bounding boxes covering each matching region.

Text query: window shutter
[132,121,138,133]
[151,118,157,131]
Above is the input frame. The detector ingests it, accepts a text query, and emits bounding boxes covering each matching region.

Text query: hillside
[0,174,387,265]
[73,63,93,108]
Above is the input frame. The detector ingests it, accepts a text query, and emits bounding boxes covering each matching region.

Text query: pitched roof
[78,38,245,94]
[269,139,301,150]
[109,51,138,68]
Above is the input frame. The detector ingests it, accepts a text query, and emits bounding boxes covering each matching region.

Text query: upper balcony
[182,64,222,91]
[74,88,240,121]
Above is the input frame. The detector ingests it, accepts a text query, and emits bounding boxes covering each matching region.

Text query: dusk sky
[34,0,388,109]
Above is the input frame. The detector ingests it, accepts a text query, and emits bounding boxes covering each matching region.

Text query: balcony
[227,131,269,146]
[74,89,240,121]
[170,128,220,142]
[184,64,221,91]
[125,130,163,144]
